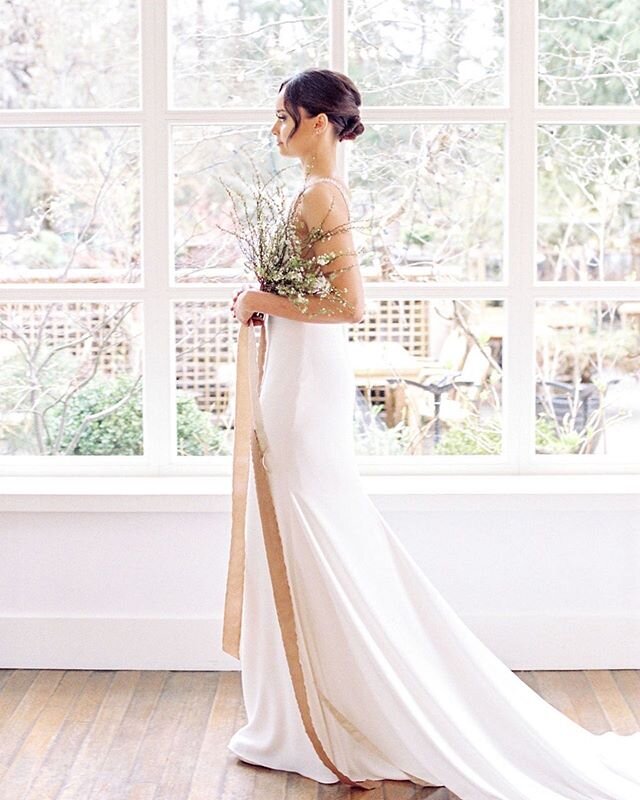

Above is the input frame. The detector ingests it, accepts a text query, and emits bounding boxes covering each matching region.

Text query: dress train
[223,182,640,800]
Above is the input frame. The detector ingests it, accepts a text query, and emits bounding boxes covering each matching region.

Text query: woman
[225,68,640,798]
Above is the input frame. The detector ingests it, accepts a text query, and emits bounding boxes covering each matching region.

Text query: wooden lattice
[174,303,236,421]
[348,298,430,357]
[1,300,431,428]
[0,302,139,376]
[173,299,431,424]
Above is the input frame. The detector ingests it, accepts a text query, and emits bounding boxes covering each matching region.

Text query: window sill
[0,474,638,513]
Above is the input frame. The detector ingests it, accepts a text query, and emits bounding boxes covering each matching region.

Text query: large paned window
[1,1,639,476]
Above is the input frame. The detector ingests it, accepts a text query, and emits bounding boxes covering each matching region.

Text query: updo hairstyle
[278,68,365,143]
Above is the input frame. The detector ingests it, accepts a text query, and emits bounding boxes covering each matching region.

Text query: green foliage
[433,412,503,455]
[404,225,435,246]
[353,403,413,456]
[45,377,232,457]
[352,401,597,457]
[432,409,613,455]
[0,347,79,454]
[176,393,231,456]
[0,352,229,456]
[46,374,143,455]
[534,414,585,455]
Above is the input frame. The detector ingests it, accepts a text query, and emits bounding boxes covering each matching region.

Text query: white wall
[1,476,639,671]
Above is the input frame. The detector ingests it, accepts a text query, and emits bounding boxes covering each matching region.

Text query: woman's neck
[301,148,338,181]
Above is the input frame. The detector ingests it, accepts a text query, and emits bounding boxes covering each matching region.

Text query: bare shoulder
[295,181,350,231]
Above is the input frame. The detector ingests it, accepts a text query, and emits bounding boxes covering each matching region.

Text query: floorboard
[0,668,637,800]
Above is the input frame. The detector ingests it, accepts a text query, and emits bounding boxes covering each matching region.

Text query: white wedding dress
[226,179,640,799]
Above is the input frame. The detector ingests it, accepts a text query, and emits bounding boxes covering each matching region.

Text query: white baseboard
[1,613,639,671]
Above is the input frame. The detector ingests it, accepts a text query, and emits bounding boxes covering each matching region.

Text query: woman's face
[271,88,324,158]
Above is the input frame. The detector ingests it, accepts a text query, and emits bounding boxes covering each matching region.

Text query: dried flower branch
[216,161,367,321]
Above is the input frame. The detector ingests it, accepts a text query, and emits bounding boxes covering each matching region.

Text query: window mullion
[504,0,538,474]
[330,0,348,181]
[141,0,173,472]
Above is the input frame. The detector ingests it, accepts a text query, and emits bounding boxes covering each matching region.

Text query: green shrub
[534,414,587,454]
[44,375,231,456]
[46,374,143,455]
[434,411,599,455]
[353,403,413,455]
[176,392,231,456]
[433,412,503,455]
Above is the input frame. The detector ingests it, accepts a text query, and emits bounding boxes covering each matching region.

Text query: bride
[225,68,640,799]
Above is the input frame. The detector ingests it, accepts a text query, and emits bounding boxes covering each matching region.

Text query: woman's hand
[230,287,244,317]
[231,288,264,326]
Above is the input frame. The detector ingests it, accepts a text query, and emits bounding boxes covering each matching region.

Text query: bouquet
[216,162,365,322]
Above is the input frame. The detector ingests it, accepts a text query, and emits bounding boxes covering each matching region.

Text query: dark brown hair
[278,68,365,144]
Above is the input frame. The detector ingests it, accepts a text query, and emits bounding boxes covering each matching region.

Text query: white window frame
[1,0,639,479]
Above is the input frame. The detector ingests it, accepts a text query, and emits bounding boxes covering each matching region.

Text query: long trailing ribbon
[221,319,381,791]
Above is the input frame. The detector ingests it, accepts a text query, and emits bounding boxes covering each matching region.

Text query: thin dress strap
[292,176,351,209]
[306,176,351,203]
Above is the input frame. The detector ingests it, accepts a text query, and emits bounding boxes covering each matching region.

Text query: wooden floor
[0,668,639,800]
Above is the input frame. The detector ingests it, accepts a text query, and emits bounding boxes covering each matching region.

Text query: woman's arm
[232,182,365,325]
[239,286,363,324]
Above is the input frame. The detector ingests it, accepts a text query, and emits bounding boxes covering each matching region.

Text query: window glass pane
[176,299,504,458]
[539,0,640,106]
[350,123,505,283]
[173,124,299,284]
[348,0,505,106]
[171,0,329,108]
[0,127,141,285]
[174,301,236,456]
[537,124,640,282]
[535,300,640,458]
[0,0,140,109]
[0,302,142,455]
[174,123,504,286]
[350,298,503,456]
[349,298,504,456]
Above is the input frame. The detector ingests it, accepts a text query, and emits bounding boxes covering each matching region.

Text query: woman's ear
[314,112,328,134]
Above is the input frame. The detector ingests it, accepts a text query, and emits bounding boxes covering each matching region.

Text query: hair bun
[340,114,365,142]
[279,69,364,144]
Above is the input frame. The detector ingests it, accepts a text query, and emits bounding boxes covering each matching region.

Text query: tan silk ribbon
[221,319,382,791]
